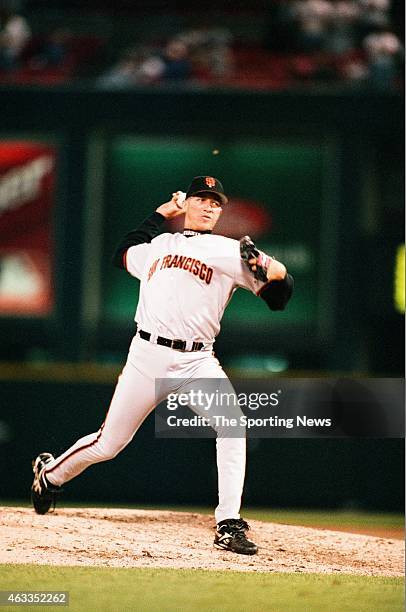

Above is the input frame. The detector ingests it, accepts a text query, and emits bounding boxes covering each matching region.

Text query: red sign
[0,141,56,315]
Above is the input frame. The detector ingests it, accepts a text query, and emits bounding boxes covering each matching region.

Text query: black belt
[136,325,204,352]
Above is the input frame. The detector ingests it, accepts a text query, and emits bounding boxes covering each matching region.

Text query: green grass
[2,500,404,530]
[0,565,403,612]
[238,508,404,529]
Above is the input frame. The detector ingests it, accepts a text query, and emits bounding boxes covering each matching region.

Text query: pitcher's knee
[215,420,246,439]
[96,437,128,461]
[212,408,246,438]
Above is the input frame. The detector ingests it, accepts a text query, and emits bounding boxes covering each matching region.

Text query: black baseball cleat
[31,453,62,515]
[214,518,258,555]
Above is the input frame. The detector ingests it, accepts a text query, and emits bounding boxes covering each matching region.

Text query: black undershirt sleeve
[258,273,294,311]
[112,211,166,269]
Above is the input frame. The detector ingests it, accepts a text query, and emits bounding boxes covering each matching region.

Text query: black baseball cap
[186,176,228,205]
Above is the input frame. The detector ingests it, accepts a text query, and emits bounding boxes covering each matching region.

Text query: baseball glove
[240,235,273,282]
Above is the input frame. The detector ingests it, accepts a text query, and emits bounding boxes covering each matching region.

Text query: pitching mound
[1,508,403,576]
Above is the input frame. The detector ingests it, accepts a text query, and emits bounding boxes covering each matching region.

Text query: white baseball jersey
[124,232,268,343]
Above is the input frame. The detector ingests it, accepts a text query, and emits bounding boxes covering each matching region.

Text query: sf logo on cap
[205,177,216,188]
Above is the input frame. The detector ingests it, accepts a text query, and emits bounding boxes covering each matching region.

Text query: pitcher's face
[184,195,223,231]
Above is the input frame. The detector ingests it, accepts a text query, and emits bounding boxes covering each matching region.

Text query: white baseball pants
[45,335,246,524]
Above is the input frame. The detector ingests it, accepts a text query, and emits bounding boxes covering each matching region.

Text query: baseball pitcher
[31,176,294,555]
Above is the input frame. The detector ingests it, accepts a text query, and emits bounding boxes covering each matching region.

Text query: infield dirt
[1,508,403,576]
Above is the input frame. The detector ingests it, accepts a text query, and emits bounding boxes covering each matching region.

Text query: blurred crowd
[0,0,404,90]
[97,26,233,89]
[0,6,75,76]
[266,0,404,88]
[0,6,30,71]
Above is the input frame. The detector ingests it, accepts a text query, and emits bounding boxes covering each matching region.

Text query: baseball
[212,149,220,155]
[175,191,186,208]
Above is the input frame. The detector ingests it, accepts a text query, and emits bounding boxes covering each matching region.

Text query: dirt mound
[1,508,403,576]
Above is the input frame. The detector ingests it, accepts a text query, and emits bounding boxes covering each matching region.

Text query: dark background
[0,380,403,510]
[0,2,404,511]
[0,87,403,511]
[0,88,403,373]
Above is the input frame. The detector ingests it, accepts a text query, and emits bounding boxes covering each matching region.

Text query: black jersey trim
[183,229,213,237]
[112,211,166,269]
